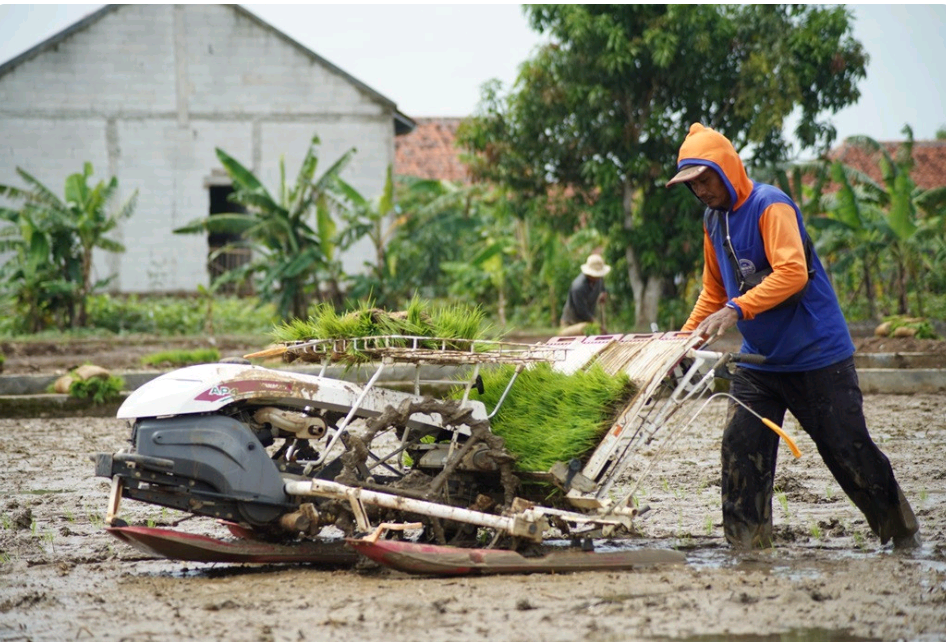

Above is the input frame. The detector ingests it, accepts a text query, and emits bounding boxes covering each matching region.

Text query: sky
[1,3,944,151]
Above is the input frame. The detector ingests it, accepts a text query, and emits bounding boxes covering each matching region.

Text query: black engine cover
[133,415,288,524]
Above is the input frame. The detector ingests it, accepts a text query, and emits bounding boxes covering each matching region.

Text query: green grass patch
[68,374,125,405]
[460,363,637,472]
[140,348,221,368]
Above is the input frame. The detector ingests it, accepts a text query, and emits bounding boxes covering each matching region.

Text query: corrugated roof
[394,117,471,182]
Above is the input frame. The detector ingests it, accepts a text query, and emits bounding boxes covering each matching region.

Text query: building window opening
[208,185,253,296]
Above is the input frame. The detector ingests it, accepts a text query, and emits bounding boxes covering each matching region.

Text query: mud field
[1,389,944,642]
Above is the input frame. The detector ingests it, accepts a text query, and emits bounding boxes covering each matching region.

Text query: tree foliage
[458,5,867,328]
[0,163,137,331]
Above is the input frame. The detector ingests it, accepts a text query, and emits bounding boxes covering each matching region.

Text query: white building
[0,4,414,293]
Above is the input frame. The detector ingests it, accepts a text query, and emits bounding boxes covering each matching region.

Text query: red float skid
[106,526,359,566]
[106,526,685,576]
[345,538,685,576]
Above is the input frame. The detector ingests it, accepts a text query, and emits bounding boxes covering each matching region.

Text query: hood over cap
[666,123,754,211]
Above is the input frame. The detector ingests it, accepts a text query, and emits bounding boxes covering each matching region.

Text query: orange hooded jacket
[676,123,810,330]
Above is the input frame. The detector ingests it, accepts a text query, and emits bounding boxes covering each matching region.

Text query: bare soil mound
[854,335,946,355]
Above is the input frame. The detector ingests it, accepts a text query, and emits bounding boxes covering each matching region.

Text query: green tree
[0,163,137,330]
[0,200,61,332]
[458,5,867,328]
[175,135,355,320]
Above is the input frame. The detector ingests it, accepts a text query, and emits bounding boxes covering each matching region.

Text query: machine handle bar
[689,349,766,366]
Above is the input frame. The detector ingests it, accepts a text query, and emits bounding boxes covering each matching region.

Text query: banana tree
[175,135,355,320]
[340,173,496,310]
[0,163,137,328]
[819,126,946,316]
[434,185,524,326]
[0,205,59,331]
[808,161,888,317]
[334,165,402,307]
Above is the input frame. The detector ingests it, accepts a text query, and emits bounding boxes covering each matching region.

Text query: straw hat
[580,253,611,278]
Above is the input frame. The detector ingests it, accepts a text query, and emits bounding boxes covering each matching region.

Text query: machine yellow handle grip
[762,418,802,458]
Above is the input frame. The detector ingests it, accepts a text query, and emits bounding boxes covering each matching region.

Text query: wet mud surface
[2,394,944,641]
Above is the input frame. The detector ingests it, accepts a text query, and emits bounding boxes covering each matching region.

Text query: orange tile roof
[829,139,946,190]
[393,122,946,194]
[395,117,471,183]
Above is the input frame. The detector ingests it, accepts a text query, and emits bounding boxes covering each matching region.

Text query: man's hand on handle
[695,305,738,341]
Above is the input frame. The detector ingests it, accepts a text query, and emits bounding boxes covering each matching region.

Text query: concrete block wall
[0,4,397,294]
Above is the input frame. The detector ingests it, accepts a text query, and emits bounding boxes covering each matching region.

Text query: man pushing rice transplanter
[667,122,921,550]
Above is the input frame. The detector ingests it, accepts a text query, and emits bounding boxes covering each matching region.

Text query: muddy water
[1,395,944,641]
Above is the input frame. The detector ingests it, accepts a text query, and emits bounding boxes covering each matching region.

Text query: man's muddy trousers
[721,356,919,549]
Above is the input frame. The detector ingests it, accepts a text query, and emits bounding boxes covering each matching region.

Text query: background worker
[667,122,920,550]
[560,253,610,334]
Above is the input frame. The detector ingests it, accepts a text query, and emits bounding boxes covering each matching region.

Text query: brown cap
[666,164,708,187]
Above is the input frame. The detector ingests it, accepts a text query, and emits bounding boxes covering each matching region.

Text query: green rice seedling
[41,529,55,553]
[919,488,929,503]
[348,299,386,336]
[704,514,714,535]
[278,301,379,362]
[87,510,104,529]
[405,294,432,332]
[675,513,694,547]
[775,488,789,518]
[376,295,433,342]
[809,522,823,540]
[270,316,320,343]
[309,302,366,339]
[140,348,220,368]
[431,302,494,350]
[582,323,602,336]
[458,362,636,472]
[270,297,496,362]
